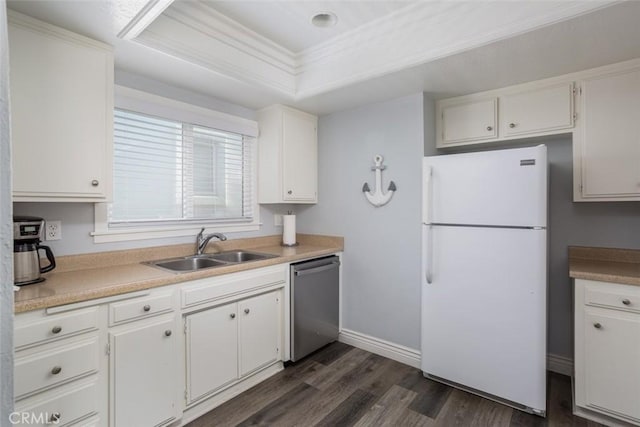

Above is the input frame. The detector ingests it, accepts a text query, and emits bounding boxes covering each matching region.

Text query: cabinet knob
[51,366,62,375]
[509,123,516,128]
[51,326,62,334]
[622,298,631,306]
[50,413,61,423]
[230,313,236,319]
[287,190,293,195]
[486,126,493,131]
[164,330,172,337]
[593,322,602,329]
[244,308,250,314]
[143,305,151,312]
[91,180,99,187]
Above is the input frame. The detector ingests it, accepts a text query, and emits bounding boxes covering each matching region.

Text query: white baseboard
[338,328,421,369]
[547,353,573,376]
[339,328,574,376]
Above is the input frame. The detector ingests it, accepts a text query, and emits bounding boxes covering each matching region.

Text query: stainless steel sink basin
[144,250,276,273]
[150,257,228,272]
[206,250,276,263]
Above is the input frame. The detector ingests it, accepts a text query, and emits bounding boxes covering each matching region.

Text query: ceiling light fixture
[311,12,338,28]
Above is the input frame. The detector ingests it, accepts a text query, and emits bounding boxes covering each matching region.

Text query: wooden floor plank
[308,341,354,366]
[303,347,371,391]
[353,384,419,427]
[313,389,378,427]
[401,371,452,419]
[469,398,514,427]
[433,388,484,427]
[235,383,319,426]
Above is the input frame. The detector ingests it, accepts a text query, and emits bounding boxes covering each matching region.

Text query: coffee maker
[13,216,56,285]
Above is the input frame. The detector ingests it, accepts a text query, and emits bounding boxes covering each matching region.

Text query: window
[93,86,259,243]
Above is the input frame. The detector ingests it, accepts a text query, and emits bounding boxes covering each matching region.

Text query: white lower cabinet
[575,279,640,426]
[186,302,238,403]
[185,290,282,405]
[109,315,178,427]
[238,292,280,376]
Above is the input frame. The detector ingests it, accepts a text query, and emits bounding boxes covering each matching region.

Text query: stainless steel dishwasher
[290,255,340,362]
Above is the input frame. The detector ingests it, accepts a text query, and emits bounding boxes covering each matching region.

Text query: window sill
[91,222,260,243]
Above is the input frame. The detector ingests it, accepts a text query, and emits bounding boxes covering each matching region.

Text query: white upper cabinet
[439,98,498,146]
[436,82,574,148]
[575,66,640,201]
[258,105,318,203]
[8,11,113,202]
[499,83,574,138]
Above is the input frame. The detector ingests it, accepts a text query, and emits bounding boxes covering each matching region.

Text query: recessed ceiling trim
[134,0,619,101]
[136,14,296,95]
[117,0,175,40]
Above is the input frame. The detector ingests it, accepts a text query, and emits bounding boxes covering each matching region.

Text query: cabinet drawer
[584,281,640,314]
[14,379,99,426]
[109,291,174,326]
[15,307,99,350]
[15,338,99,399]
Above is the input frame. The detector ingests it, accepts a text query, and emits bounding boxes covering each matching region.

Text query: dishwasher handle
[294,260,340,276]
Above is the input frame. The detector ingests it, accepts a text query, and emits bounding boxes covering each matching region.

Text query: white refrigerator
[421,145,547,416]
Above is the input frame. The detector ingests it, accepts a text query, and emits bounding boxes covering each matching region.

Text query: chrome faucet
[195,228,227,255]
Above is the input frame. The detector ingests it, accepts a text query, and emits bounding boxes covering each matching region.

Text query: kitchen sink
[145,250,277,273]
[206,250,276,263]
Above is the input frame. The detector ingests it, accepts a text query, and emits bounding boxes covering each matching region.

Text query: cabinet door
[580,68,640,198]
[583,308,640,422]
[185,303,238,404]
[8,14,112,201]
[282,110,317,202]
[500,83,574,137]
[439,98,497,146]
[238,292,280,376]
[110,318,177,427]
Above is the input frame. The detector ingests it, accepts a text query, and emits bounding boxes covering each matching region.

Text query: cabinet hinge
[573,112,577,123]
[184,320,187,334]
[105,343,110,356]
[184,390,188,402]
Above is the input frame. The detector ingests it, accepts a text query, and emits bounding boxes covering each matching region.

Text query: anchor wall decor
[362,154,396,207]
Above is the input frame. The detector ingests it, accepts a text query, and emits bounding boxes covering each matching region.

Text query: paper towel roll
[283,214,296,246]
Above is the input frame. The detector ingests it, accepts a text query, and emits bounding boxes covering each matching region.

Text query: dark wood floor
[187,342,603,427]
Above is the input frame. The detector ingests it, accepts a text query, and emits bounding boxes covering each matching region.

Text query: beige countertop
[569,246,640,287]
[15,234,343,313]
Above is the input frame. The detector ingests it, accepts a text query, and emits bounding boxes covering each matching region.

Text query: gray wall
[297,93,426,350]
[1,0,14,418]
[13,71,291,256]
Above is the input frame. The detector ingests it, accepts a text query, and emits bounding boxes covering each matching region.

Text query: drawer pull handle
[143,305,151,312]
[91,179,99,187]
[51,326,62,334]
[486,126,493,131]
[593,323,602,329]
[244,308,250,314]
[622,298,631,306]
[51,366,62,375]
[50,413,61,423]
[230,313,236,319]
[509,123,516,128]
[164,330,172,337]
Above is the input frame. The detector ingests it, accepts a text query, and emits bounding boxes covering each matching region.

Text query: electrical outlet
[274,214,283,227]
[45,220,62,241]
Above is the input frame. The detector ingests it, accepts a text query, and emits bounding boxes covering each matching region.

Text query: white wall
[297,93,426,350]
[13,71,291,256]
[0,0,15,418]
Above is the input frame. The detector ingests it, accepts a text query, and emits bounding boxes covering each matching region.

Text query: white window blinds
[110,109,254,226]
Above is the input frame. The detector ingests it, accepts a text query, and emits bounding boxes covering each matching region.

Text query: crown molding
[132,0,618,100]
[117,0,175,40]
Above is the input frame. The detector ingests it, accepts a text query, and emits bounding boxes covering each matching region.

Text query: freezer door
[421,225,547,412]
[423,145,547,227]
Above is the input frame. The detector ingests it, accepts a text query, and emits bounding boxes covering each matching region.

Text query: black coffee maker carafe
[13,216,56,285]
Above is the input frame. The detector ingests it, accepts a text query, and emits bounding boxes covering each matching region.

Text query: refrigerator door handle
[425,225,433,284]
[423,165,432,225]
